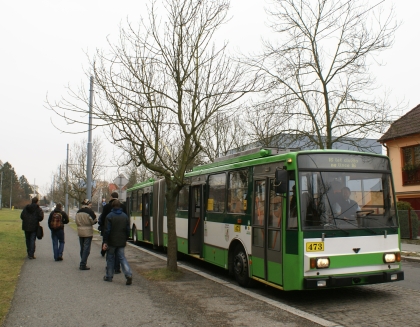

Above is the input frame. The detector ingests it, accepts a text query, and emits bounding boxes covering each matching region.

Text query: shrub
[397,201,419,239]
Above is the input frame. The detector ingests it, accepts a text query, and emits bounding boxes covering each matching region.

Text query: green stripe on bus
[329,253,393,268]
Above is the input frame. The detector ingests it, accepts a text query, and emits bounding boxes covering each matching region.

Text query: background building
[378,104,420,210]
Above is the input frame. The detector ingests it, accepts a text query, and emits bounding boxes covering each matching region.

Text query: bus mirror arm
[274,169,288,194]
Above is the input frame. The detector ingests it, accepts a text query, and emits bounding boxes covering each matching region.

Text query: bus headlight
[383,252,401,263]
[310,257,330,269]
[384,253,396,263]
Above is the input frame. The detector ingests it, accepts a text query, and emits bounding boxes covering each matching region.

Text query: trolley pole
[86,76,94,201]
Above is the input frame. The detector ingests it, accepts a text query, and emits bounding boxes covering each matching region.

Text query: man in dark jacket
[47,203,69,261]
[98,192,127,273]
[102,200,132,285]
[21,197,44,259]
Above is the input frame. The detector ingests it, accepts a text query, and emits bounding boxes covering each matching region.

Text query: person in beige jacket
[75,199,97,270]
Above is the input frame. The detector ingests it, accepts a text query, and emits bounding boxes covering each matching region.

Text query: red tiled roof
[109,183,127,192]
[378,104,420,142]
[109,184,118,192]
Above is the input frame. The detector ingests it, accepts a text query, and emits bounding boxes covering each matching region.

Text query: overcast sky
[1,0,419,193]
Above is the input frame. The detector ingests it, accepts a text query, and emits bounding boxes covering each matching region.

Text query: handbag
[36,225,44,240]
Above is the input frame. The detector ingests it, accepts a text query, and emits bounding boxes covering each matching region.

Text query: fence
[399,209,420,239]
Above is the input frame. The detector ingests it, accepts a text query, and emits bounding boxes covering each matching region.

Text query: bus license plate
[306,242,324,252]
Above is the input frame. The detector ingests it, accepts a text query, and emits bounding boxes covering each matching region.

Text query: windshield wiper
[323,219,350,235]
[334,217,378,235]
[360,217,398,233]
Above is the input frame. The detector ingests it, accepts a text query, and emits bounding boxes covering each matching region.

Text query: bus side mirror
[275,170,288,194]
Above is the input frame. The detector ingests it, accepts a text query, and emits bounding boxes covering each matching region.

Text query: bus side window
[300,192,312,227]
[208,173,226,212]
[177,186,189,211]
[288,180,297,229]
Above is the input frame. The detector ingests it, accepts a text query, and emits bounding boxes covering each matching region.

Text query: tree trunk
[165,188,178,272]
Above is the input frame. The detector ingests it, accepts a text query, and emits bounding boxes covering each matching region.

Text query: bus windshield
[297,171,397,230]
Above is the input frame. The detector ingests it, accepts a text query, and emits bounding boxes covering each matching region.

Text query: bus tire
[233,245,252,287]
[132,226,138,245]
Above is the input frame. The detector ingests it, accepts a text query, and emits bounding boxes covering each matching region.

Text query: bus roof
[126,148,387,191]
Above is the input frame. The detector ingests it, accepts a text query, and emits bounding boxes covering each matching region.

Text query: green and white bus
[127,148,404,291]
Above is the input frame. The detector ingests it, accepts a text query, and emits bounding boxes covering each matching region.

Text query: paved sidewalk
[401,242,420,253]
[401,241,420,262]
[3,219,331,327]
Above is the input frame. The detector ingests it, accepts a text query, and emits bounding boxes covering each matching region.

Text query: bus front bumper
[303,271,404,289]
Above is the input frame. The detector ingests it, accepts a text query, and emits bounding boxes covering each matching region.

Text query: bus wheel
[132,227,138,245]
[233,245,252,287]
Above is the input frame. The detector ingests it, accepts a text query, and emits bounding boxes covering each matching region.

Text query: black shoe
[79,266,90,270]
[58,257,63,261]
[114,270,122,274]
[103,276,112,282]
[126,276,132,285]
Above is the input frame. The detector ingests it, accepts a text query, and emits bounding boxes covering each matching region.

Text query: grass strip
[0,209,26,325]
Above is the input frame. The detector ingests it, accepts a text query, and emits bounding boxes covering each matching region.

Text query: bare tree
[242,102,296,148]
[48,137,106,208]
[249,0,401,150]
[48,0,257,271]
[200,112,250,161]
[122,161,156,191]
[67,137,106,205]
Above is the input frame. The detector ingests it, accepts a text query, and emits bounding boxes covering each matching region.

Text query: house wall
[384,135,420,210]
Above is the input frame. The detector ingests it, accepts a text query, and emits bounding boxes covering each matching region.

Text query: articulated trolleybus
[127,148,404,291]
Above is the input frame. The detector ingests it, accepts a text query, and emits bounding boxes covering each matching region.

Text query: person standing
[47,203,69,261]
[20,197,44,259]
[98,192,127,273]
[103,200,132,285]
[75,199,97,270]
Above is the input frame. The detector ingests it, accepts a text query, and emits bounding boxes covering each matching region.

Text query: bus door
[142,193,151,241]
[252,177,283,285]
[189,184,204,256]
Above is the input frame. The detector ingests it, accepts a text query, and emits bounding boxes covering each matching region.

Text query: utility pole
[65,144,69,215]
[9,174,12,208]
[0,171,3,210]
[51,175,54,209]
[86,76,94,200]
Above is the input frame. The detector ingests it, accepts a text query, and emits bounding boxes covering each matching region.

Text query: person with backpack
[98,192,127,274]
[21,197,44,259]
[47,203,69,261]
[102,200,132,285]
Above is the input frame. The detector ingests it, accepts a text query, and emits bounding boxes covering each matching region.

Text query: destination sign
[298,153,390,170]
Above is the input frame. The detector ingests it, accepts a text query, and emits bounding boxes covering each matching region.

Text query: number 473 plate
[306,242,324,252]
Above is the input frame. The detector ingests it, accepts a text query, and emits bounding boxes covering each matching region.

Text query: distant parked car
[40,206,50,213]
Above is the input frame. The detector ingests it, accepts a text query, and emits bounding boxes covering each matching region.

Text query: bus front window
[299,171,397,230]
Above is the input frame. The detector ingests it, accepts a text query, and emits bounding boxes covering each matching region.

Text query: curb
[401,255,420,263]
